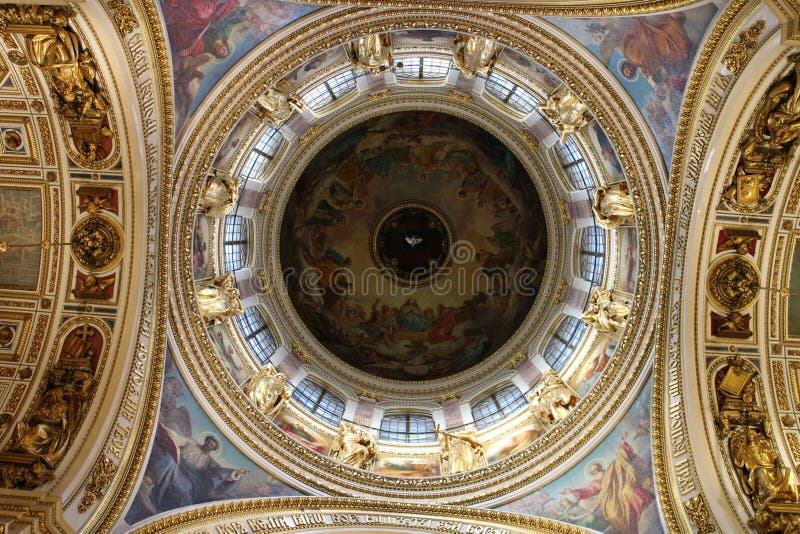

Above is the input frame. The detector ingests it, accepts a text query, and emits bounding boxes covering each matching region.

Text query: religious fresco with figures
[162,0,318,133]
[0,188,41,290]
[500,380,659,534]
[547,2,718,163]
[280,111,547,381]
[124,347,302,526]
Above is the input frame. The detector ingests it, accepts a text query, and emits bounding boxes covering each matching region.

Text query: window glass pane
[234,307,277,364]
[291,378,345,427]
[302,70,357,111]
[223,215,248,271]
[239,126,283,180]
[484,73,539,114]
[379,413,436,443]
[395,57,451,80]
[543,316,589,371]
[555,137,594,190]
[580,226,605,285]
[471,384,527,429]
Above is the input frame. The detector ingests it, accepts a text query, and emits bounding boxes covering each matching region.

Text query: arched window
[234,306,277,364]
[223,215,248,272]
[379,413,437,443]
[291,378,345,427]
[484,72,539,114]
[543,316,589,371]
[554,136,594,190]
[471,384,527,430]
[302,70,357,111]
[239,126,283,180]
[579,226,606,285]
[395,57,451,81]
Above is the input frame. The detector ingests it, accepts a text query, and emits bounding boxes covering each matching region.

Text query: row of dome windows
[230,303,584,440]
[223,215,605,287]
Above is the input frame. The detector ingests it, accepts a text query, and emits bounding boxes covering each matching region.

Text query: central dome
[280,111,547,380]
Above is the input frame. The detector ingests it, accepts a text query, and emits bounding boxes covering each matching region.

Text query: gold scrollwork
[707,255,759,311]
[723,20,765,76]
[78,454,115,513]
[70,215,123,272]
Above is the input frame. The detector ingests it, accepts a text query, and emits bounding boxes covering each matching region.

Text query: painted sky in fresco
[547,2,718,165]
[124,347,301,526]
[500,379,661,534]
[161,0,319,134]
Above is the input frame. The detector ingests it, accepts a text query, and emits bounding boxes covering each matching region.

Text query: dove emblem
[405,235,423,247]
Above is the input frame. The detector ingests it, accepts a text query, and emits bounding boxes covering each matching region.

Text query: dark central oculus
[372,202,453,287]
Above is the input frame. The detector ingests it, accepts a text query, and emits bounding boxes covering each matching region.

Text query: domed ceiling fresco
[280,111,546,380]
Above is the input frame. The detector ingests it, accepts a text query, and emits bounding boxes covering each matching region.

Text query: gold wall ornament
[257,190,273,215]
[552,279,568,303]
[717,227,760,255]
[72,273,115,301]
[435,427,486,475]
[329,421,377,471]
[684,495,716,534]
[299,125,320,146]
[723,53,800,212]
[77,185,115,214]
[292,343,313,363]
[592,183,635,229]
[436,391,460,403]
[729,425,800,511]
[528,369,579,426]
[195,271,244,324]
[452,33,502,79]
[537,85,591,144]
[106,0,138,35]
[345,33,395,75]
[21,20,116,165]
[7,50,28,66]
[256,268,271,295]
[580,287,630,336]
[507,349,527,369]
[254,79,304,126]
[710,310,753,339]
[723,20,765,76]
[715,359,762,435]
[242,365,290,419]
[707,255,759,311]
[78,454,115,513]
[199,169,240,218]
[70,214,123,271]
[356,389,382,402]
[0,4,73,30]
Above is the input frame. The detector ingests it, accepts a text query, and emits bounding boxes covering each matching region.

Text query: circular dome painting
[280,111,547,380]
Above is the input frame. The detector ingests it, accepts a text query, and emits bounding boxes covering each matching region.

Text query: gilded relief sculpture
[255,79,304,126]
[199,169,240,218]
[345,33,395,75]
[242,364,290,419]
[712,360,800,532]
[329,422,377,471]
[723,53,800,211]
[537,85,591,144]
[195,272,244,324]
[0,5,116,164]
[453,34,502,79]
[435,427,487,475]
[581,287,630,336]
[528,369,579,426]
[592,183,635,229]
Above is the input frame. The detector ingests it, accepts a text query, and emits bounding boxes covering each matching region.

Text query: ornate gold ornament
[435,427,486,475]
[78,454,115,513]
[256,268,270,295]
[718,227,760,255]
[195,272,244,324]
[707,255,759,311]
[528,369,579,427]
[258,190,273,215]
[70,215,123,271]
[723,20,765,76]
[254,79,304,126]
[507,349,527,369]
[6,49,28,66]
[199,169,239,218]
[77,186,115,214]
[723,54,800,212]
[684,495,716,534]
[592,183,635,229]
[292,342,313,363]
[436,391,460,403]
[0,5,117,165]
[72,273,115,301]
[452,33,502,78]
[329,421,377,470]
[242,365,290,419]
[356,389,382,401]
[107,0,138,35]
[538,85,591,144]
[345,33,395,75]
[552,278,568,303]
[715,359,761,435]
[0,331,97,489]
[581,287,630,335]
[710,310,753,339]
